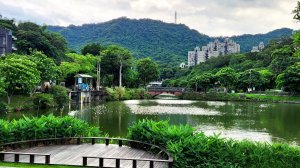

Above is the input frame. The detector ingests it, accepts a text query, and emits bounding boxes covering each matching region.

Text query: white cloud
[0,0,299,36]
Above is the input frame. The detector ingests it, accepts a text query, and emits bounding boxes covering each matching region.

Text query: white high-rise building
[187,38,240,66]
[251,42,264,52]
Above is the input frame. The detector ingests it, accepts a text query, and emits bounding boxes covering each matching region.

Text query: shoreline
[180,92,300,104]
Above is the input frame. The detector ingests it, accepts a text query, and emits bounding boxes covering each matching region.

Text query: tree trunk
[7,94,11,105]
[119,61,123,87]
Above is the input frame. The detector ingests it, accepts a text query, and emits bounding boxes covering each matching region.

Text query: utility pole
[96,62,101,91]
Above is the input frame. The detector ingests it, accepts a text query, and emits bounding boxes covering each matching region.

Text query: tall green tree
[258,69,274,90]
[238,69,263,91]
[192,73,215,92]
[276,62,300,93]
[270,46,297,76]
[59,53,98,86]
[215,67,238,91]
[292,1,300,21]
[137,58,159,87]
[0,54,41,104]
[100,45,133,87]
[29,51,59,82]
[16,22,67,62]
[81,43,102,56]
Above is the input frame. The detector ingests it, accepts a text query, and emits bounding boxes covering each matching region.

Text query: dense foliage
[0,115,100,144]
[137,58,160,87]
[128,120,300,168]
[48,18,293,68]
[0,54,41,103]
[165,33,300,93]
[105,87,151,101]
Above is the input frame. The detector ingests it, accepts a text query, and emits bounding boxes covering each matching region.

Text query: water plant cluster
[0,115,100,144]
[127,119,300,168]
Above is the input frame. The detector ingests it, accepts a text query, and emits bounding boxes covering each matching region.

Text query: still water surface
[2,96,300,145]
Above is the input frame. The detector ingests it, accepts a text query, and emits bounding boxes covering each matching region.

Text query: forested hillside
[48,18,293,67]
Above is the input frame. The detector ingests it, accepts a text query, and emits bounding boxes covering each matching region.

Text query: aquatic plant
[127,120,300,168]
[0,115,100,144]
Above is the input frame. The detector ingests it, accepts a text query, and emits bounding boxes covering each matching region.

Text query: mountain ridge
[48,17,293,67]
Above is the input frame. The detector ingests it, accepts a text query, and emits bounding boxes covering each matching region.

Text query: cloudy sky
[0,0,299,36]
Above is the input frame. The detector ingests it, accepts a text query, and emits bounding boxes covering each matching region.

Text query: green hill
[48,17,293,67]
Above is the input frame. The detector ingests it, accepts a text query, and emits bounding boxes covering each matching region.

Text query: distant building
[179,62,187,68]
[251,42,264,53]
[0,28,16,56]
[188,38,240,66]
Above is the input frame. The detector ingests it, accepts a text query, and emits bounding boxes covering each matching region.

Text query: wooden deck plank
[3,144,168,168]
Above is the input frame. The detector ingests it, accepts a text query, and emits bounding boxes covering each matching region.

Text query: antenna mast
[175,11,177,24]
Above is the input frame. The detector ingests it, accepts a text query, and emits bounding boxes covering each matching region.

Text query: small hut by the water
[74,74,93,91]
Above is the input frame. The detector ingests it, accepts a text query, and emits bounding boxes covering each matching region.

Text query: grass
[245,93,300,102]
[0,162,78,168]
[180,92,300,103]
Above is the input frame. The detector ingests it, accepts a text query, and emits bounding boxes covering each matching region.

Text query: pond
[1,96,300,145]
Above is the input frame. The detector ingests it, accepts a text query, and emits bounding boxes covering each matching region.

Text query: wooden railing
[0,137,173,167]
[0,152,50,164]
[82,156,173,168]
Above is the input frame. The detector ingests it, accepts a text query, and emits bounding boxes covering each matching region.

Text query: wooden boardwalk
[2,144,168,168]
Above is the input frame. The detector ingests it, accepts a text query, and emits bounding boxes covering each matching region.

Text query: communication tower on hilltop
[175,11,177,24]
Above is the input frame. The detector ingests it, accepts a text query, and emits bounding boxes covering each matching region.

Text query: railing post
[116,159,120,168]
[105,139,109,146]
[149,161,154,168]
[99,158,104,168]
[30,155,34,163]
[83,157,87,166]
[132,160,137,168]
[92,138,95,145]
[168,162,173,168]
[77,137,81,145]
[45,155,50,164]
[0,153,4,161]
[14,154,19,162]
[118,140,122,147]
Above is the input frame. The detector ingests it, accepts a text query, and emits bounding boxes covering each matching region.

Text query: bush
[105,87,151,101]
[0,102,8,113]
[0,115,100,144]
[127,120,300,168]
[50,85,69,107]
[33,93,55,109]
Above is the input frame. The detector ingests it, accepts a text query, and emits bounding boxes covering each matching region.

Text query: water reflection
[1,99,300,145]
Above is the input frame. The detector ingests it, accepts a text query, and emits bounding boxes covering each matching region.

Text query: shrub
[127,120,300,168]
[105,87,151,101]
[127,119,194,148]
[0,115,100,144]
[50,85,69,107]
[33,93,55,109]
[0,102,8,113]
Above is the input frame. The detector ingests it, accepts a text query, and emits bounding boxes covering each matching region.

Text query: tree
[15,22,67,62]
[137,58,159,87]
[258,69,273,90]
[238,69,263,91]
[59,53,98,86]
[276,62,300,93]
[81,43,102,56]
[215,67,238,91]
[196,73,215,92]
[100,45,133,87]
[0,78,6,96]
[29,51,59,82]
[292,1,300,21]
[0,54,41,104]
[270,46,297,76]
